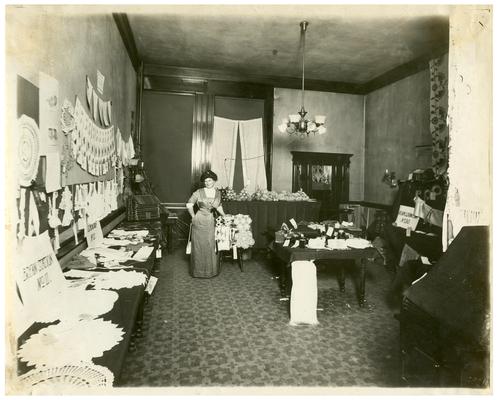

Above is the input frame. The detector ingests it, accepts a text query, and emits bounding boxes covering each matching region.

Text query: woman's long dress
[187,188,221,278]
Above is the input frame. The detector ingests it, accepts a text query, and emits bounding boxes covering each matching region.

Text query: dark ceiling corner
[113,13,141,72]
[359,43,449,94]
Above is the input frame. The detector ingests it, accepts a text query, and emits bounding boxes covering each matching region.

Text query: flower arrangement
[220,187,311,202]
[215,214,255,250]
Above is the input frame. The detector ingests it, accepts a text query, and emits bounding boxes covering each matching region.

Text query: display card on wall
[39,72,60,155]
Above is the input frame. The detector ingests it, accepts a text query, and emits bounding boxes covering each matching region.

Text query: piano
[399,225,490,387]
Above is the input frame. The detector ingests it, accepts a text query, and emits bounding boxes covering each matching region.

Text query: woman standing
[186,170,226,278]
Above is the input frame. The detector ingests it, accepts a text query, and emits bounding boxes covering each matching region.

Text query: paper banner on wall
[15,231,68,313]
[85,219,104,248]
[45,153,61,193]
[39,72,59,155]
[395,205,420,231]
[97,70,105,95]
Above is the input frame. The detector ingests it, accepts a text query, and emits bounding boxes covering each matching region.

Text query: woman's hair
[200,170,218,182]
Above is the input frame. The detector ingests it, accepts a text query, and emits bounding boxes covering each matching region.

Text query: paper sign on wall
[15,232,68,311]
[39,72,60,155]
[395,205,419,231]
[85,220,104,248]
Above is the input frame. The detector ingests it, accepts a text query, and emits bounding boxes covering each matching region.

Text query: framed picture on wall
[311,165,332,190]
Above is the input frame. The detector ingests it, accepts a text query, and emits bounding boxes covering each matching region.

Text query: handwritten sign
[395,205,419,231]
[85,220,104,248]
[15,232,67,313]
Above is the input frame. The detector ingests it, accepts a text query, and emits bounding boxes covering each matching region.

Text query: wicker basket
[127,194,161,221]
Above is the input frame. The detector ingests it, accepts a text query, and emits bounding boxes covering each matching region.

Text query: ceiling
[125,5,450,85]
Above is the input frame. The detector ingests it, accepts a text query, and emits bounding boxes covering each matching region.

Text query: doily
[18,318,124,367]
[17,362,114,393]
[32,288,118,323]
[60,99,75,134]
[91,270,147,290]
[17,115,40,186]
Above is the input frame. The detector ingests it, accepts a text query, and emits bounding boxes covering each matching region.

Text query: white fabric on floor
[211,116,238,188]
[289,260,319,326]
[238,118,267,193]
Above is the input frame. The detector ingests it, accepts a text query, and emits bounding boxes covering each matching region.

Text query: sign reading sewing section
[395,205,420,231]
[15,232,67,316]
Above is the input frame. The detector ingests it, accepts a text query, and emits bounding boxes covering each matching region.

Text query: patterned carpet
[119,248,401,388]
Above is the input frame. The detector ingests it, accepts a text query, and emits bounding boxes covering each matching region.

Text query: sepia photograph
[3,1,493,396]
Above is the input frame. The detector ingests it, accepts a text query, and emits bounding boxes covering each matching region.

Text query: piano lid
[404,225,490,346]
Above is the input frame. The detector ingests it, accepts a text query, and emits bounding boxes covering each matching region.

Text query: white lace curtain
[211,116,267,192]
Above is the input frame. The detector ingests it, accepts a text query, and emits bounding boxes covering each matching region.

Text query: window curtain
[429,56,449,177]
[239,118,268,193]
[211,116,238,188]
[191,94,214,186]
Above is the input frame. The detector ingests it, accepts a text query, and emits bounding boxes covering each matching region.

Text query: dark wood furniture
[291,151,352,220]
[270,242,378,307]
[399,226,490,388]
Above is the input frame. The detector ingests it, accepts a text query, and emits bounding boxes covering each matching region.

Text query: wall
[6,7,136,186]
[272,88,364,200]
[363,70,432,205]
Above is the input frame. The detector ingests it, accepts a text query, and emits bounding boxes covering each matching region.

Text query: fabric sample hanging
[211,116,238,188]
[238,118,267,193]
[289,261,319,326]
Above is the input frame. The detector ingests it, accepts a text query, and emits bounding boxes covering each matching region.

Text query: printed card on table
[85,219,104,248]
[15,231,68,312]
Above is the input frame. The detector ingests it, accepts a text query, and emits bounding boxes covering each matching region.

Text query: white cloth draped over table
[239,118,267,193]
[211,116,238,188]
[289,260,319,326]
[211,116,267,192]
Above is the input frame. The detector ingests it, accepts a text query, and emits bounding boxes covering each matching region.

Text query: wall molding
[113,13,141,72]
[143,45,448,95]
[144,64,364,94]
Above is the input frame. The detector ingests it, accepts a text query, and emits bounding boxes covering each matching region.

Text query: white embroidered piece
[90,270,147,290]
[28,192,40,237]
[289,261,319,326]
[132,246,154,261]
[17,115,41,187]
[17,362,114,393]
[17,318,125,367]
[28,288,118,323]
[72,97,115,176]
[59,186,74,227]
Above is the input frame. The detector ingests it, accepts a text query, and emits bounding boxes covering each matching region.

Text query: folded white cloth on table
[132,246,154,261]
[289,261,319,326]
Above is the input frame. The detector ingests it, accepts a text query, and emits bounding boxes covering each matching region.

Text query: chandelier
[278,21,326,137]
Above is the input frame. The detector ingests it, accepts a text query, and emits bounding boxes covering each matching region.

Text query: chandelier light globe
[278,21,327,137]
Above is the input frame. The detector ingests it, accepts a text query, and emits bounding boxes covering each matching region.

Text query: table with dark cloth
[223,201,321,249]
[16,222,159,386]
[270,242,378,307]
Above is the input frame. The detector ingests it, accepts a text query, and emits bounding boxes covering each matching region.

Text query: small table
[270,242,378,307]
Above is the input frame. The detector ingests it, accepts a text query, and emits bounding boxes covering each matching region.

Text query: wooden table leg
[238,248,244,272]
[359,257,366,307]
[339,266,346,292]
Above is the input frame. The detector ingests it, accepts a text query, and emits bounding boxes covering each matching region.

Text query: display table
[16,221,159,387]
[270,242,378,307]
[223,201,321,249]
